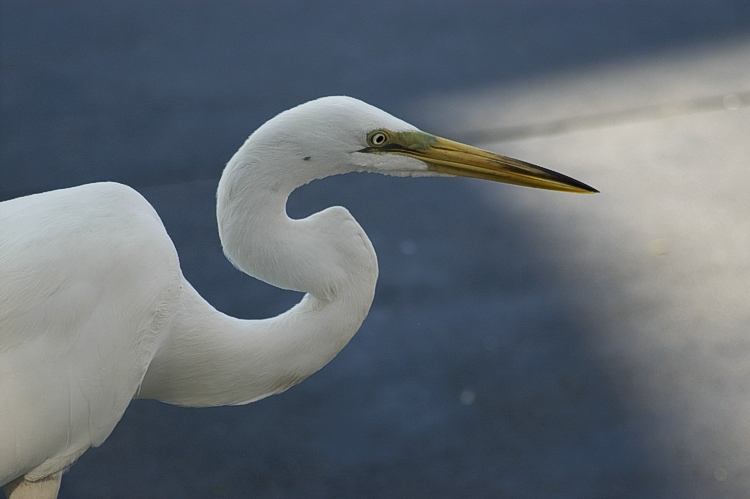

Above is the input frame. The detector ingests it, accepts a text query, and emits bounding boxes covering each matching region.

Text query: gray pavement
[2,2,750,498]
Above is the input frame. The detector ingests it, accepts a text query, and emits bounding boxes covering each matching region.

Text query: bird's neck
[137,156,378,406]
[137,276,373,406]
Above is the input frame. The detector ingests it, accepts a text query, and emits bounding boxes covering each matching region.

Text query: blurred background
[2,1,750,498]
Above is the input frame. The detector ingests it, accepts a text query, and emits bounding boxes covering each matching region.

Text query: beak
[387,132,598,194]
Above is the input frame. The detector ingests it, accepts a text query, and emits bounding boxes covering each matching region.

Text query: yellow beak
[415,136,597,193]
[371,131,598,194]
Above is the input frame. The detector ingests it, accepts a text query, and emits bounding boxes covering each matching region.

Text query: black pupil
[374,134,384,144]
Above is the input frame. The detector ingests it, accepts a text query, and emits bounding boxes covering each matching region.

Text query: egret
[0,96,596,498]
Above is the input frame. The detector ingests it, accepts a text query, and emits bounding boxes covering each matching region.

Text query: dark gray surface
[2,2,750,498]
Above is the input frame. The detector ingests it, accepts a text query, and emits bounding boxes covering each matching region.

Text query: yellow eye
[367,130,389,146]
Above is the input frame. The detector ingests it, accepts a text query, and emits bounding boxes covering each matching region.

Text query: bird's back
[0,182,181,484]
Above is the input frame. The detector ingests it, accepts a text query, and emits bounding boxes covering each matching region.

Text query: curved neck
[137,276,373,406]
[138,154,378,407]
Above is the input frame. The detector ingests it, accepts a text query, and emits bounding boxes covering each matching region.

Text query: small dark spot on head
[303,156,311,161]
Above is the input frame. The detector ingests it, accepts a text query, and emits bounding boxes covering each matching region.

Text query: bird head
[229,96,597,194]
[218,96,597,296]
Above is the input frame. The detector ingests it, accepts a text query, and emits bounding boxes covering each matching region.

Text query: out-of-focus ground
[2,2,750,498]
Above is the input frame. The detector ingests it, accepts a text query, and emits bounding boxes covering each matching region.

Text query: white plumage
[0,96,595,498]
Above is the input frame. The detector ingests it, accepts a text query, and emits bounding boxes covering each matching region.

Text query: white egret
[0,96,596,498]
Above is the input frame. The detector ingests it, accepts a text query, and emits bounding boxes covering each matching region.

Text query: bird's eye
[367,130,389,146]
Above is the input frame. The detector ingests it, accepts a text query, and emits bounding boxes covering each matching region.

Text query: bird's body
[0,96,595,498]
[0,183,181,484]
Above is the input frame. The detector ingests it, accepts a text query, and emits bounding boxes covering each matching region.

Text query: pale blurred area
[414,38,750,494]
